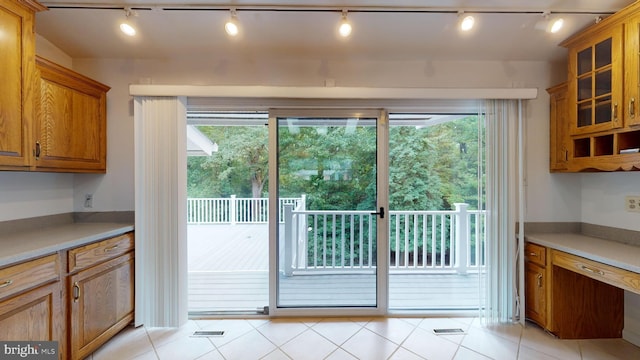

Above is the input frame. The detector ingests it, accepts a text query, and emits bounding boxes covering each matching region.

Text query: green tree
[187,126,268,198]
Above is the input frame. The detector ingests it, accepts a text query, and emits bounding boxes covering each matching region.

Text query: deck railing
[282,203,485,276]
[187,197,485,275]
[187,195,305,224]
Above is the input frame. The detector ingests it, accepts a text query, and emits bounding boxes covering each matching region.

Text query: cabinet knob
[630,98,635,119]
[536,273,543,288]
[612,103,619,123]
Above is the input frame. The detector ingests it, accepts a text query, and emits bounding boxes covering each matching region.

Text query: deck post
[454,203,469,274]
[284,204,294,276]
[230,195,236,225]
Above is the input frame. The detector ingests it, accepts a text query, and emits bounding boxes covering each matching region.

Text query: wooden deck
[188,224,482,313]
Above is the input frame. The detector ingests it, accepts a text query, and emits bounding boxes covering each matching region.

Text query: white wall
[582,173,640,231]
[0,172,73,221]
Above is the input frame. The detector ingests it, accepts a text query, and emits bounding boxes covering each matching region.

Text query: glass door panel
[275,113,379,308]
[387,113,484,310]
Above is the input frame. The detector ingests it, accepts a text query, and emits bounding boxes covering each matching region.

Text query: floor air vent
[432,328,465,335]
[192,330,225,337]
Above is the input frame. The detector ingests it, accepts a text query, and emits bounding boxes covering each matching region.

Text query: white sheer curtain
[481,99,526,325]
[134,96,188,327]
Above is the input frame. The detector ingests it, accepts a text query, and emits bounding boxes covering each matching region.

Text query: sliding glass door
[270,109,387,313]
[387,113,484,310]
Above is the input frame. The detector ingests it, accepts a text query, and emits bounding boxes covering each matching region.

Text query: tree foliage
[187,116,482,210]
[187,126,268,198]
[187,116,484,263]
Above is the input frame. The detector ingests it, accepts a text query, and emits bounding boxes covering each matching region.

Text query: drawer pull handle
[580,265,605,276]
[536,274,543,288]
[0,280,13,288]
[73,282,80,303]
[529,252,538,257]
[104,244,119,252]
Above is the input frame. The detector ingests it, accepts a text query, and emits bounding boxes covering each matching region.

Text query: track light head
[458,12,475,32]
[119,7,137,36]
[536,11,564,33]
[225,9,239,36]
[338,10,352,38]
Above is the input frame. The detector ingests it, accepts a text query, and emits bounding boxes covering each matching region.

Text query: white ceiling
[35,1,636,62]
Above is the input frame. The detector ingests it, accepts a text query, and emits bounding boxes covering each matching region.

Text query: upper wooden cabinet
[35,56,110,172]
[556,2,640,171]
[625,13,640,128]
[567,26,624,135]
[548,83,569,171]
[0,0,110,173]
[0,0,46,169]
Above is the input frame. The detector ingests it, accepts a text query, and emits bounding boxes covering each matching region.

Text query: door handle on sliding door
[371,207,385,219]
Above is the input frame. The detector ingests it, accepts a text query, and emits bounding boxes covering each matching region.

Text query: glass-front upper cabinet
[568,25,623,135]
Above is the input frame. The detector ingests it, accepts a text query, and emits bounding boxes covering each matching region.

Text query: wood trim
[36,56,110,94]
[560,1,640,48]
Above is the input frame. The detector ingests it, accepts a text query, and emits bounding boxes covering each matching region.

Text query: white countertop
[0,222,134,268]
[526,233,640,274]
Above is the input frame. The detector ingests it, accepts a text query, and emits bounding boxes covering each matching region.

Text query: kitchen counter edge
[525,232,640,274]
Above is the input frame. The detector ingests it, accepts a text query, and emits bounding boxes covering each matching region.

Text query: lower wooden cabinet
[68,252,134,359]
[524,261,546,327]
[524,243,548,328]
[0,231,134,360]
[67,232,135,360]
[0,254,64,358]
[525,241,625,339]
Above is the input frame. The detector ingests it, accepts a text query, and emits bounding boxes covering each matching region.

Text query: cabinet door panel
[38,80,103,166]
[35,56,109,173]
[626,14,640,127]
[568,26,624,135]
[0,282,62,343]
[69,252,134,360]
[0,1,33,168]
[525,262,546,327]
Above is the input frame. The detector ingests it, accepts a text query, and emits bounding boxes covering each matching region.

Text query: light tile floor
[89,317,640,360]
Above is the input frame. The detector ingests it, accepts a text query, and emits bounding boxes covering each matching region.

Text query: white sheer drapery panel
[134,96,188,327]
[480,99,525,325]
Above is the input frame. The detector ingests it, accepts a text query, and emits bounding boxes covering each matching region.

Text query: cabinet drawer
[525,243,546,266]
[551,250,640,294]
[0,254,59,300]
[68,232,134,273]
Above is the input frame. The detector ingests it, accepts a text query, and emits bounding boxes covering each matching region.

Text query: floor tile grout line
[307,318,368,347]
[143,326,162,360]
[383,318,425,360]
[515,322,523,360]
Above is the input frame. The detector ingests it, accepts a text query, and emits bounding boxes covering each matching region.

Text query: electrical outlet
[625,196,640,212]
[84,194,93,208]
